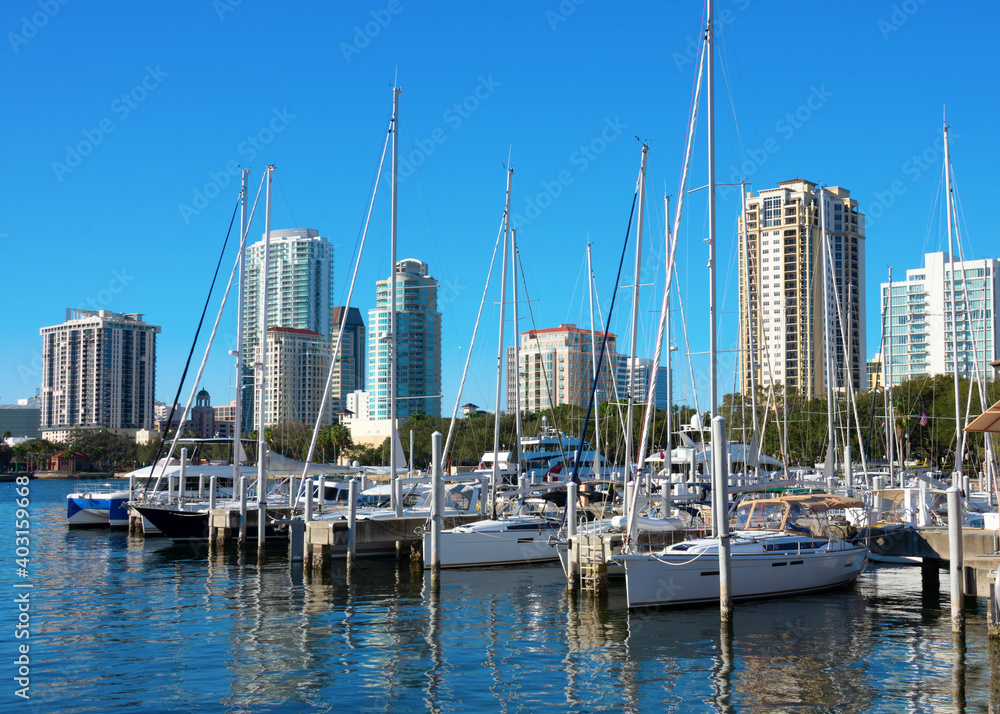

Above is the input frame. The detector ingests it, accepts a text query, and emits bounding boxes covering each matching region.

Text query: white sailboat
[616,0,867,608]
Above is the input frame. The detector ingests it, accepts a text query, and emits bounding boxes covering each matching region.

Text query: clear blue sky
[3,0,998,421]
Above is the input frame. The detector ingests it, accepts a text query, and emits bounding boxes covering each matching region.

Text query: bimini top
[776,493,864,512]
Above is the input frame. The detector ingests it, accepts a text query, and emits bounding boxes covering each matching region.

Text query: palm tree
[327,423,353,465]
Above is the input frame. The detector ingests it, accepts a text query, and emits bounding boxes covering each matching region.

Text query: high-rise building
[616,356,671,410]
[241,228,332,432]
[40,309,159,441]
[507,324,617,413]
[738,179,866,399]
[367,259,442,420]
[866,354,883,391]
[330,306,366,413]
[881,252,999,387]
[257,327,333,428]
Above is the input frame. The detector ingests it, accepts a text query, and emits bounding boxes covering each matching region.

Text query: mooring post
[712,416,733,622]
[430,432,442,576]
[239,475,248,545]
[317,474,325,514]
[347,478,358,570]
[258,500,267,551]
[567,480,579,585]
[948,485,965,632]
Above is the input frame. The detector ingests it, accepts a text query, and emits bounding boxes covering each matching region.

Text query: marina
[7,477,1000,712]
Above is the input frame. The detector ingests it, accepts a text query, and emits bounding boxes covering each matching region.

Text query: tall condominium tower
[40,309,160,441]
[258,327,333,427]
[881,252,1000,387]
[241,228,332,431]
[738,179,866,400]
[367,259,442,420]
[330,306,366,414]
[507,324,618,413]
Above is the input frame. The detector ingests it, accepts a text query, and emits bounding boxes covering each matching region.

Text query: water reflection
[12,480,1000,712]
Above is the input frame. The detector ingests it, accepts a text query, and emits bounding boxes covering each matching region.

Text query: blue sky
[3,0,999,421]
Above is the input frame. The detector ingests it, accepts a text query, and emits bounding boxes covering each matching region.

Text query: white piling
[198,471,205,499]
[167,473,175,506]
[258,501,267,547]
[128,473,135,504]
[304,478,313,523]
[844,445,853,491]
[347,479,358,568]
[948,486,965,632]
[430,431,442,574]
[289,472,297,509]
[661,479,670,519]
[567,481,578,538]
[209,475,217,510]
[317,474,326,514]
[712,416,733,622]
[178,448,187,508]
[239,475,248,544]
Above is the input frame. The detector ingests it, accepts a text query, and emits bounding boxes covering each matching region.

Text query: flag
[920,411,929,427]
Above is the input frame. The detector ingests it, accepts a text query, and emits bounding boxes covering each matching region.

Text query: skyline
[5,1,1000,423]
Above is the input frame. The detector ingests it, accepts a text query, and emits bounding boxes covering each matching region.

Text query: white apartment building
[257,327,333,428]
[241,228,332,431]
[40,309,159,441]
[738,179,866,399]
[881,252,999,386]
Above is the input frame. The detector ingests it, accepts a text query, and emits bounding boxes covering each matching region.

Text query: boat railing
[72,481,129,495]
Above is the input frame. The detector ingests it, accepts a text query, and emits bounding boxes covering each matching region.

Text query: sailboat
[615,0,867,608]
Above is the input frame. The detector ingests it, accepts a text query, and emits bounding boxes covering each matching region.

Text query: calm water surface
[2,479,998,712]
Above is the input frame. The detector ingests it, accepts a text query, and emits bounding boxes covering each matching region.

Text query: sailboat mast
[707,5,718,423]
[741,181,759,480]
[626,144,648,488]
[821,186,835,479]
[234,168,248,481]
[257,164,274,505]
[886,267,895,485]
[390,85,401,516]
[491,168,513,517]
[663,194,673,481]
[511,226,522,479]
[944,123,963,483]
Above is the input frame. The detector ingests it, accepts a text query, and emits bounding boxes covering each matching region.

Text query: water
[3,479,997,712]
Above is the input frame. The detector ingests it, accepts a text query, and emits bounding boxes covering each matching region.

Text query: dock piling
[948,486,965,632]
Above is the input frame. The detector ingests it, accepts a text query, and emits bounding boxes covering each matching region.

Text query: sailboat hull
[620,543,867,608]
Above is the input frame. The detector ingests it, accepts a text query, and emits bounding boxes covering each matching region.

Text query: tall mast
[821,186,835,480]
[625,144,648,488]
[663,194,673,481]
[587,242,601,477]
[885,267,895,485]
[707,1,717,422]
[390,85,401,516]
[492,168,513,517]
[234,168,248,482]
[511,226,522,478]
[944,123,963,483]
[741,181,759,480]
[257,164,274,505]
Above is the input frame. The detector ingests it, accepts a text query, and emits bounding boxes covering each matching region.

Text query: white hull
[426,518,560,568]
[620,538,867,608]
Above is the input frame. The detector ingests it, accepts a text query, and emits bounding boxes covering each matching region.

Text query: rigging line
[295,123,392,494]
[144,195,243,491]
[920,162,946,258]
[274,173,298,228]
[569,181,640,486]
[339,117,392,306]
[516,244,572,471]
[441,208,507,464]
[154,182,263,494]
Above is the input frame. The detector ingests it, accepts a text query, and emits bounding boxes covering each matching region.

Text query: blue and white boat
[66,482,132,527]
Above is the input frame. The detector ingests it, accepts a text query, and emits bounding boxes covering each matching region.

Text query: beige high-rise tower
[738,179,866,400]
